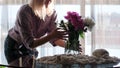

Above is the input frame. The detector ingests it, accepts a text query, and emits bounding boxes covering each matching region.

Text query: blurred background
[0,0,120,65]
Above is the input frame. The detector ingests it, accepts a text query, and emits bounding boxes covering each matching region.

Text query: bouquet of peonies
[59,11,95,54]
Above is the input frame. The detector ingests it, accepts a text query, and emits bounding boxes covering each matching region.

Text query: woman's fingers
[49,28,68,40]
[56,28,68,37]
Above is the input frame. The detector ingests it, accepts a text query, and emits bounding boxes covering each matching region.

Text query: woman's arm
[54,39,65,47]
[31,28,67,48]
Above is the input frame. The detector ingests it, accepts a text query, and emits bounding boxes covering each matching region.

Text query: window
[0,0,120,64]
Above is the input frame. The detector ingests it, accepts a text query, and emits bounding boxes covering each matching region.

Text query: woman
[4,0,67,67]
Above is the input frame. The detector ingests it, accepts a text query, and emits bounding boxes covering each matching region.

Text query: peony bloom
[64,11,84,31]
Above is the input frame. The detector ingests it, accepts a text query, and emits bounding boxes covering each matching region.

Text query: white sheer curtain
[0,0,30,64]
[37,0,82,58]
[1,0,120,65]
[0,0,82,64]
[89,0,120,57]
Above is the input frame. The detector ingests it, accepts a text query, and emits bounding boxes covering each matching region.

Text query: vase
[65,27,80,54]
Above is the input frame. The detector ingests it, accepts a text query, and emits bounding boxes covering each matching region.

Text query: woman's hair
[30,0,54,20]
[32,0,51,6]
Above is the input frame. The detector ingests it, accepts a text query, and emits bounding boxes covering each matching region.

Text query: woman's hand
[50,28,68,39]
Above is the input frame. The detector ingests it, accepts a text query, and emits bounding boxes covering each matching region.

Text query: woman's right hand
[49,28,68,39]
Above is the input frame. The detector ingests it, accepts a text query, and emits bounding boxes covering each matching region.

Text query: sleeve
[47,10,59,46]
[17,9,34,50]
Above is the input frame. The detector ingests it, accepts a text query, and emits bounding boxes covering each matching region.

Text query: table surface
[36,62,120,68]
[113,62,120,67]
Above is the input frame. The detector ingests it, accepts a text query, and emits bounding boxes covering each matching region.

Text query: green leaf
[0,66,5,68]
[79,31,84,39]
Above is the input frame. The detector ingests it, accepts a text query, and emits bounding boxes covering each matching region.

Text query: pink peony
[64,11,84,31]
